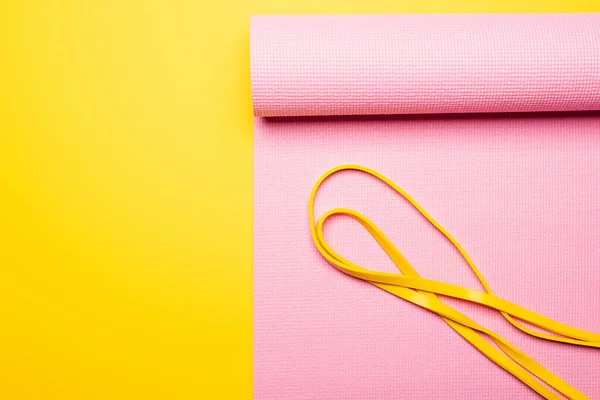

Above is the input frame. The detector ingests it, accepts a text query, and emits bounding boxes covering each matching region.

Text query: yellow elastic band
[309,165,600,400]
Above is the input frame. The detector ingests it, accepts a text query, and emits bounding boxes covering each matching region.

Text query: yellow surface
[0,1,598,399]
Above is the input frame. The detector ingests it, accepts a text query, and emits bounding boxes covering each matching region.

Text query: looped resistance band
[309,165,600,400]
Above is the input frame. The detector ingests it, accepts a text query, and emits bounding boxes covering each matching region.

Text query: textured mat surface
[252,14,600,399]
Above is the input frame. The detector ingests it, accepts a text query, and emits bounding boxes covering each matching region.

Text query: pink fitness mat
[251,14,600,399]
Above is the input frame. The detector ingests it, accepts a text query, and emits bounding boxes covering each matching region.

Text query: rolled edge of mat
[250,14,600,118]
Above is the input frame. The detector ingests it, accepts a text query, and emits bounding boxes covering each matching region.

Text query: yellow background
[1,1,598,399]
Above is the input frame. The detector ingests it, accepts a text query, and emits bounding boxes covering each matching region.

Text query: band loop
[309,165,599,400]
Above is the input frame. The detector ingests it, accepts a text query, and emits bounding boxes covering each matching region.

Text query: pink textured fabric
[252,14,600,400]
[251,14,600,117]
